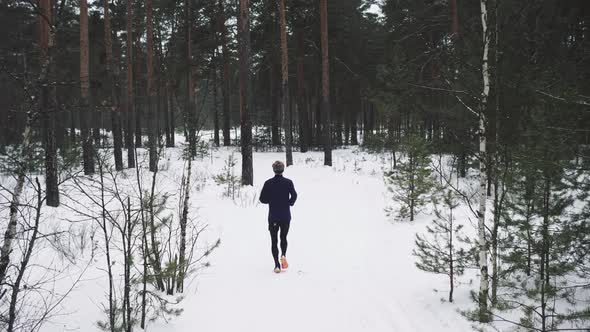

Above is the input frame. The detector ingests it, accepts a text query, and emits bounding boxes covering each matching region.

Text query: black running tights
[269,221,290,267]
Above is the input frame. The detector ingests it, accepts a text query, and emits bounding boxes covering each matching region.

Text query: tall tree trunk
[186,0,196,158]
[40,0,59,206]
[165,84,174,147]
[344,102,350,145]
[105,0,124,171]
[350,85,359,145]
[491,0,502,307]
[177,158,191,292]
[133,147,148,328]
[238,0,253,185]
[134,4,143,148]
[279,0,292,165]
[270,62,281,146]
[169,86,176,147]
[125,0,135,168]
[93,116,101,147]
[146,0,157,172]
[320,0,332,166]
[218,0,231,146]
[148,164,165,291]
[97,162,116,332]
[315,89,322,147]
[477,0,490,322]
[213,49,220,147]
[124,197,132,332]
[80,0,94,175]
[7,179,42,332]
[163,88,170,146]
[0,113,35,287]
[295,18,308,153]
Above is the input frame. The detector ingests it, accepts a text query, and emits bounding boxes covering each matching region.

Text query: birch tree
[477,0,491,322]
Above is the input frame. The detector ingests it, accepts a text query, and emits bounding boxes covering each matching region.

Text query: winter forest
[1,0,589,331]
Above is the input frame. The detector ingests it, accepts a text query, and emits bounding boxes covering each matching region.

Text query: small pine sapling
[213,153,241,199]
[385,134,434,221]
[413,189,471,302]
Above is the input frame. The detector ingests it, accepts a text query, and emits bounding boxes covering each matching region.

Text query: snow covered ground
[147,148,476,332]
[2,143,480,332]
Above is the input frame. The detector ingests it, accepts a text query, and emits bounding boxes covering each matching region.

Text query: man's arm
[259,182,269,204]
[288,180,297,206]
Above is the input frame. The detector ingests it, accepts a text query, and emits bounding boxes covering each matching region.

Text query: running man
[259,161,298,273]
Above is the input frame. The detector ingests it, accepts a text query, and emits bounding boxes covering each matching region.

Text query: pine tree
[125,0,136,168]
[238,0,254,185]
[278,0,292,166]
[146,0,158,172]
[80,0,94,175]
[218,0,231,147]
[496,107,583,331]
[414,189,471,303]
[385,134,433,221]
[104,0,123,172]
[320,0,332,166]
[39,0,59,206]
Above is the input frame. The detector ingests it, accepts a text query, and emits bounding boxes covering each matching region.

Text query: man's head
[272,160,285,175]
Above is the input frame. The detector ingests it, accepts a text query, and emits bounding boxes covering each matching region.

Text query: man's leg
[279,221,290,257]
[269,222,280,268]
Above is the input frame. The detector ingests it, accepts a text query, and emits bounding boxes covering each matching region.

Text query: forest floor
[2,142,480,332]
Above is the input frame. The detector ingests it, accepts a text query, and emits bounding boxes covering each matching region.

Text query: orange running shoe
[280,256,289,270]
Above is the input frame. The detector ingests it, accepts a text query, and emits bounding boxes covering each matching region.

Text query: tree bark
[177,158,191,292]
[218,0,231,146]
[270,62,281,146]
[213,49,220,147]
[350,85,359,145]
[491,1,502,307]
[477,0,490,322]
[134,3,143,148]
[147,0,158,172]
[148,164,165,291]
[169,86,176,147]
[80,0,94,175]
[124,197,132,332]
[449,204,454,303]
[125,0,135,168]
[97,162,116,332]
[165,84,174,147]
[186,0,197,158]
[0,123,33,287]
[320,0,332,166]
[295,15,308,153]
[7,179,42,332]
[279,0,292,165]
[40,0,59,206]
[239,0,254,185]
[104,0,124,171]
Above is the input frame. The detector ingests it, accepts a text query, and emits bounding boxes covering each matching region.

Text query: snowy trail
[151,151,474,332]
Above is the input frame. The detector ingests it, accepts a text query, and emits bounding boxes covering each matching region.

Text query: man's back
[259,175,297,222]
